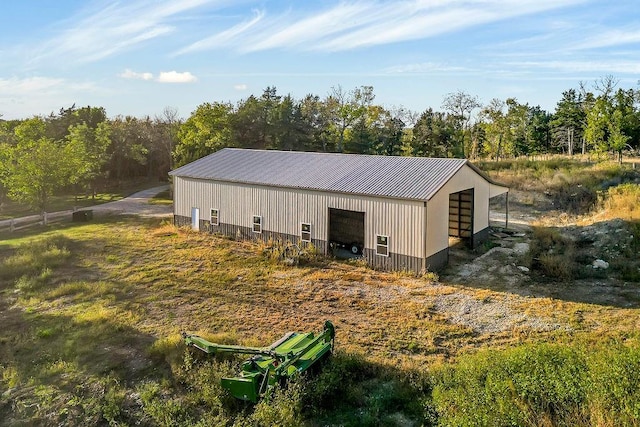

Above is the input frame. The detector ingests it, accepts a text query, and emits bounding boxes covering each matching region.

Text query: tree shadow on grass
[0,218,175,425]
[0,295,164,425]
[0,214,165,247]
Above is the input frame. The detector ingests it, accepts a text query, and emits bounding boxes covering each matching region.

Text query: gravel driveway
[0,185,172,231]
[90,185,172,218]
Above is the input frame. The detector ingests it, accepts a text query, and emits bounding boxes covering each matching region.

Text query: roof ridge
[221,147,466,161]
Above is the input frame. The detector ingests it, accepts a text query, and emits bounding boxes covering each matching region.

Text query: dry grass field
[1,158,639,426]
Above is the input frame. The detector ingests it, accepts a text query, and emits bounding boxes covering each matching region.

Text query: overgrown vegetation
[1,210,639,425]
[526,226,579,281]
[431,342,640,426]
[481,158,640,214]
[2,159,640,425]
[483,159,640,282]
[260,239,324,267]
[523,183,640,281]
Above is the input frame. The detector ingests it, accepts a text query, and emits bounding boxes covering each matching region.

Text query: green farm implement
[183,320,335,403]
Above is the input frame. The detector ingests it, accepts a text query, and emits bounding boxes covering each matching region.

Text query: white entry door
[191,207,200,231]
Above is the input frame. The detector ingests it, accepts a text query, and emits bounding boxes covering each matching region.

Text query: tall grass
[526,227,578,280]
[0,235,71,283]
[599,183,640,221]
[595,183,640,280]
[479,159,640,214]
[431,343,640,427]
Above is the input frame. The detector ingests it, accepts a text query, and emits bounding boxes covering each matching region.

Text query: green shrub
[236,380,304,427]
[15,267,53,292]
[306,352,371,410]
[138,380,193,426]
[587,345,640,426]
[527,227,578,280]
[432,344,588,426]
[305,352,429,426]
[101,378,126,426]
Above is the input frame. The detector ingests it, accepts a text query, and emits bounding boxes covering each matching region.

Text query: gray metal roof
[169,148,501,201]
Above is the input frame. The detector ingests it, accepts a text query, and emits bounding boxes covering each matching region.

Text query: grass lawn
[1,159,639,426]
[148,189,172,205]
[1,213,639,425]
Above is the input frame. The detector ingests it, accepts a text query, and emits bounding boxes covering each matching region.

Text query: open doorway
[448,189,474,248]
[328,208,365,258]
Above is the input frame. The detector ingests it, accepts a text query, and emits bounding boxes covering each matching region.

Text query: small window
[376,235,389,256]
[301,223,311,242]
[210,209,219,226]
[252,215,262,233]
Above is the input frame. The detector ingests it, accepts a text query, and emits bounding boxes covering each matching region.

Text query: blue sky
[1,0,639,120]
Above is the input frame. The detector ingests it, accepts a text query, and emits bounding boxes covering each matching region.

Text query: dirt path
[489,210,534,231]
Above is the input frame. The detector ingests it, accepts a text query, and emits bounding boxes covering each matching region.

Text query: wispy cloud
[574,28,640,50]
[31,0,227,64]
[175,9,264,55]
[509,60,640,74]
[243,3,367,53]
[0,76,100,119]
[0,76,65,95]
[234,84,248,90]
[157,71,198,83]
[178,0,586,54]
[119,69,154,80]
[383,62,470,74]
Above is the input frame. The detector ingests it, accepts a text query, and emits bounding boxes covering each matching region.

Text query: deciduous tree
[67,121,111,197]
[479,99,509,160]
[107,117,149,180]
[5,119,85,213]
[325,85,375,152]
[410,108,455,157]
[442,91,481,157]
[175,103,233,166]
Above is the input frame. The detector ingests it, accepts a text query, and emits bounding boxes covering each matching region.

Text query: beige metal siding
[174,176,425,258]
[426,164,491,257]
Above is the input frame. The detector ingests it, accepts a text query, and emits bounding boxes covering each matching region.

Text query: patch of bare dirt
[446,240,531,289]
[281,271,566,341]
[433,293,565,334]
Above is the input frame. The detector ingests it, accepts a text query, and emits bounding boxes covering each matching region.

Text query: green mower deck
[183,320,335,402]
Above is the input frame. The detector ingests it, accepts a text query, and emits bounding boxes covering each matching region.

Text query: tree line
[174,78,640,164]
[1,76,639,213]
[0,105,179,213]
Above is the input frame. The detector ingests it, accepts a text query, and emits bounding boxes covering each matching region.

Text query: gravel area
[433,293,565,334]
[91,185,172,218]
